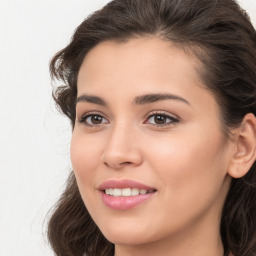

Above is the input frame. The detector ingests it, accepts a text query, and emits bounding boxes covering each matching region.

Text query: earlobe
[228,113,256,179]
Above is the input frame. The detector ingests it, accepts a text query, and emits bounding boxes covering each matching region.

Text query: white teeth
[131,188,139,196]
[121,188,131,196]
[113,188,122,197]
[105,188,114,195]
[139,189,147,195]
[105,188,152,196]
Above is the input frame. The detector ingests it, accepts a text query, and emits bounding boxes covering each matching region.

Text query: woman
[47,0,256,255]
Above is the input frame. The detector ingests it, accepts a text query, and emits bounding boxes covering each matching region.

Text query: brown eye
[79,114,109,126]
[90,115,103,124]
[154,115,167,124]
[146,113,179,126]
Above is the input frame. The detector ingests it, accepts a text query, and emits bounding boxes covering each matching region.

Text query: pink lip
[98,179,156,210]
[98,179,155,190]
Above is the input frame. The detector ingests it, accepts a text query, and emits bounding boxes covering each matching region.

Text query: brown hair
[48,0,256,255]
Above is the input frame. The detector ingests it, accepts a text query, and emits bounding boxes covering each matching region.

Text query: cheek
[145,129,229,209]
[70,133,102,189]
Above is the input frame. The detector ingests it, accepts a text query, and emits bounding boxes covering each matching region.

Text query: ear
[228,113,256,178]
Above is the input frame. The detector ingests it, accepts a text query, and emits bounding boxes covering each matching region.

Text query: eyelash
[78,111,180,128]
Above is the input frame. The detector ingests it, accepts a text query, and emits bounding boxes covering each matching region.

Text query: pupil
[92,115,102,124]
[154,115,166,124]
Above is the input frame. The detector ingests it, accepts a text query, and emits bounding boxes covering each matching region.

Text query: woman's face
[71,38,232,248]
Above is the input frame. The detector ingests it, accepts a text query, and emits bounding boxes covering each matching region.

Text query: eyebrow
[76,94,107,106]
[76,93,190,106]
[133,93,190,105]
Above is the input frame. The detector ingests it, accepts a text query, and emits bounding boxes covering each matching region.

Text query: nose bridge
[109,120,130,148]
[102,119,142,168]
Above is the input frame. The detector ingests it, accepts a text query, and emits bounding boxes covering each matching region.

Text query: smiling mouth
[104,188,156,197]
[99,180,157,210]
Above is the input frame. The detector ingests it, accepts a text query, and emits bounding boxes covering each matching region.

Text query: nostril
[121,162,132,165]
[103,161,133,169]
[103,161,110,167]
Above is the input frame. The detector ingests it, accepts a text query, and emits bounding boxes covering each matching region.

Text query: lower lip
[101,191,155,210]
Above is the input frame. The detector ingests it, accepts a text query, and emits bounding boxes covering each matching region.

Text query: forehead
[77,37,203,90]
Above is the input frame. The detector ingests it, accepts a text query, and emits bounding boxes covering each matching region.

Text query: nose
[101,123,143,170]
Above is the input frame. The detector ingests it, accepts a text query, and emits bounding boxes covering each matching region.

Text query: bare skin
[71,37,256,256]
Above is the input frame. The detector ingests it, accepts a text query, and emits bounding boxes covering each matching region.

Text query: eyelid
[78,110,108,120]
[144,110,179,119]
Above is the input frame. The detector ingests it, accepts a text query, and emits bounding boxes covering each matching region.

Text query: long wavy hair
[47,0,256,255]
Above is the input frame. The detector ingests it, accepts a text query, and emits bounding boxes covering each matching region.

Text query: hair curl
[48,0,256,255]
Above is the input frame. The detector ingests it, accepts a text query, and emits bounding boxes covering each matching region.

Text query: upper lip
[98,179,156,191]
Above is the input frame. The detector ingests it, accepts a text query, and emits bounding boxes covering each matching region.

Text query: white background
[0,1,255,255]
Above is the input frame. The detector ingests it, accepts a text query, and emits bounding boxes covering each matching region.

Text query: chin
[97,218,157,245]
[104,230,156,246]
